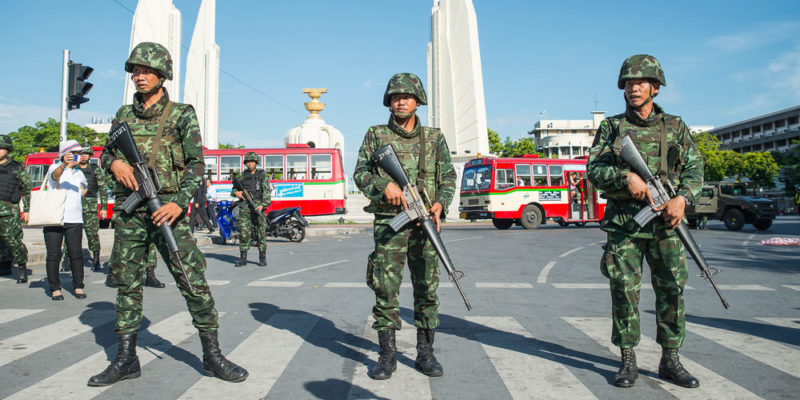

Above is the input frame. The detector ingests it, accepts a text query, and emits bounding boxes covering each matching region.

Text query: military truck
[685,182,777,231]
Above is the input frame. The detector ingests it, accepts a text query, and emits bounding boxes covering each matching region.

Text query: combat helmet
[0,135,12,152]
[244,152,259,164]
[617,54,666,89]
[383,73,427,107]
[125,42,173,80]
[81,145,94,155]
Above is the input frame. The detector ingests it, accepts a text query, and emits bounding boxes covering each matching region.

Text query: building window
[775,119,785,128]
[751,126,760,133]
[788,116,798,125]
[571,130,577,134]
[264,155,284,180]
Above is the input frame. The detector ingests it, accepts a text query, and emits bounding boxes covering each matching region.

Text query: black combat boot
[371,330,397,380]
[614,347,638,388]
[235,251,248,267]
[91,252,101,271]
[258,250,267,267]
[0,260,11,275]
[87,333,141,386]
[16,264,28,284]
[415,328,444,377]
[144,267,165,288]
[105,271,119,288]
[658,348,700,388]
[199,331,249,382]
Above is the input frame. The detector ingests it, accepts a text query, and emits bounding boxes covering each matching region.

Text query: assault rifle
[232,178,266,226]
[619,135,729,309]
[108,121,194,292]
[372,144,472,311]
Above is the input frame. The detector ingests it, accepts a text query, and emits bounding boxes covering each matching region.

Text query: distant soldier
[0,134,31,283]
[77,146,110,271]
[231,152,269,267]
[354,73,456,379]
[89,42,247,386]
[587,55,703,388]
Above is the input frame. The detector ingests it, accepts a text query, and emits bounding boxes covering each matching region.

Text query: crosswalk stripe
[0,309,45,325]
[6,311,204,399]
[476,283,533,289]
[169,280,230,286]
[179,312,318,399]
[754,318,799,330]
[564,317,761,400]
[247,281,303,287]
[258,260,350,281]
[348,316,432,399]
[325,282,367,288]
[467,316,597,399]
[686,321,800,379]
[782,285,800,291]
[552,283,696,290]
[715,285,774,291]
[0,311,115,368]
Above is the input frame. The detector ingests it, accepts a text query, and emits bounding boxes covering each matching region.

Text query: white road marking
[0,309,45,325]
[348,316,432,399]
[552,283,695,290]
[467,316,597,399]
[325,282,367,288]
[92,279,106,284]
[559,247,584,258]
[0,312,114,368]
[537,261,557,284]
[687,321,800,379]
[476,283,533,289]
[565,317,761,400]
[179,312,317,399]
[258,260,349,281]
[7,312,205,399]
[247,281,303,287]
[782,285,800,291]
[445,236,483,243]
[715,285,774,291]
[754,318,799,330]
[169,280,229,286]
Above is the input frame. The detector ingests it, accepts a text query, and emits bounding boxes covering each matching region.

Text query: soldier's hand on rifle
[626,172,653,205]
[234,191,243,200]
[655,196,686,229]
[384,182,408,209]
[429,202,443,232]
[110,160,138,191]
[152,202,183,226]
[22,212,29,223]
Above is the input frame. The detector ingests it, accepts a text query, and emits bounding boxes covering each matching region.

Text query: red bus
[23,144,346,226]
[458,155,606,229]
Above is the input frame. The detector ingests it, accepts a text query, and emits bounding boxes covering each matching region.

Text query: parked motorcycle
[265,207,308,242]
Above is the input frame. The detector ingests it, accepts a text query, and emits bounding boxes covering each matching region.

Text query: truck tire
[520,205,542,230]
[753,219,772,230]
[723,208,745,231]
[492,218,513,230]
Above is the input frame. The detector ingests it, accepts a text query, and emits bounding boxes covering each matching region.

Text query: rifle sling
[148,101,173,170]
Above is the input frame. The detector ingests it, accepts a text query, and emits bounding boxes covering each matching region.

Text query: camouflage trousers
[110,210,218,334]
[0,214,27,265]
[238,206,267,252]
[367,217,440,331]
[601,231,688,349]
[82,198,101,253]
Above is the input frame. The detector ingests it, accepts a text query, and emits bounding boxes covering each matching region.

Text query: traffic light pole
[59,49,69,142]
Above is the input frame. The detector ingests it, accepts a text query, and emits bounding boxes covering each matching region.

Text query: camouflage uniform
[354,73,457,332]
[232,155,270,254]
[0,135,31,280]
[78,155,109,254]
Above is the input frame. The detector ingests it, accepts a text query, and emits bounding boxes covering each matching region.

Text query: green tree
[488,129,502,155]
[501,136,538,157]
[218,142,245,149]
[7,118,106,162]
[741,151,780,188]
[772,139,800,194]
[692,131,727,181]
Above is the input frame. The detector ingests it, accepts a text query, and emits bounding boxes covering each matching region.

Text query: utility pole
[60,49,69,142]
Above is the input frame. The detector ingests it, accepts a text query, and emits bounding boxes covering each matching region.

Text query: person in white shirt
[44,140,88,301]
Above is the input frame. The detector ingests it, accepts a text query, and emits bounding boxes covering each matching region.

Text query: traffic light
[67,62,93,110]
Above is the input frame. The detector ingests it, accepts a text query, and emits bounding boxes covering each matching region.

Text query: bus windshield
[461,165,492,192]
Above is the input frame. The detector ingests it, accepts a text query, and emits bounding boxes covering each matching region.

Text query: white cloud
[706,22,800,52]
[727,45,800,116]
[363,81,372,88]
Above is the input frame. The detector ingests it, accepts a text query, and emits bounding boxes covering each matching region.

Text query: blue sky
[1,0,799,176]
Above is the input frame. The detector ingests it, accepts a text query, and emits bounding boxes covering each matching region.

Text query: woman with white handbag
[43,140,88,300]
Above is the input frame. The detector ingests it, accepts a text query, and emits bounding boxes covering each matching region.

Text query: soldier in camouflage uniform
[354,73,456,380]
[89,42,247,387]
[76,147,110,271]
[231,152,269,267]
[104,243,164,288]
[587,55,703,389]
[0,135,31,283]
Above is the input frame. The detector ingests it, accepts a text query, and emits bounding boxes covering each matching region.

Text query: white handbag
[27,170,66,226]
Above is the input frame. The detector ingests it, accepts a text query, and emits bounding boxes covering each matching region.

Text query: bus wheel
[557,219,569,227]
[574,221,586,227]
[492,218,513,230]
[753,219,772,230]
[520,205,542,230]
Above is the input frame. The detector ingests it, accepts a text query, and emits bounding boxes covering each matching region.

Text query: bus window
[515,164,532,186]
[532,164,547,186]
[204,156,218,180]
[220,156,240,181]
[286,155,308,180]
[495,169,514,190]
[264,155,284,180]
[461,166,491,191]
[549,165,563,186]
[27,165,48,189]
[310,154,332,180]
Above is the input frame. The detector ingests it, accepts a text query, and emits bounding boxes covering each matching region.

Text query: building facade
[529,111,605,159]
[710,105,800,154]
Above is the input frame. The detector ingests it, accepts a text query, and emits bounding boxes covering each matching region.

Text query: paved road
[1,217,798,399]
